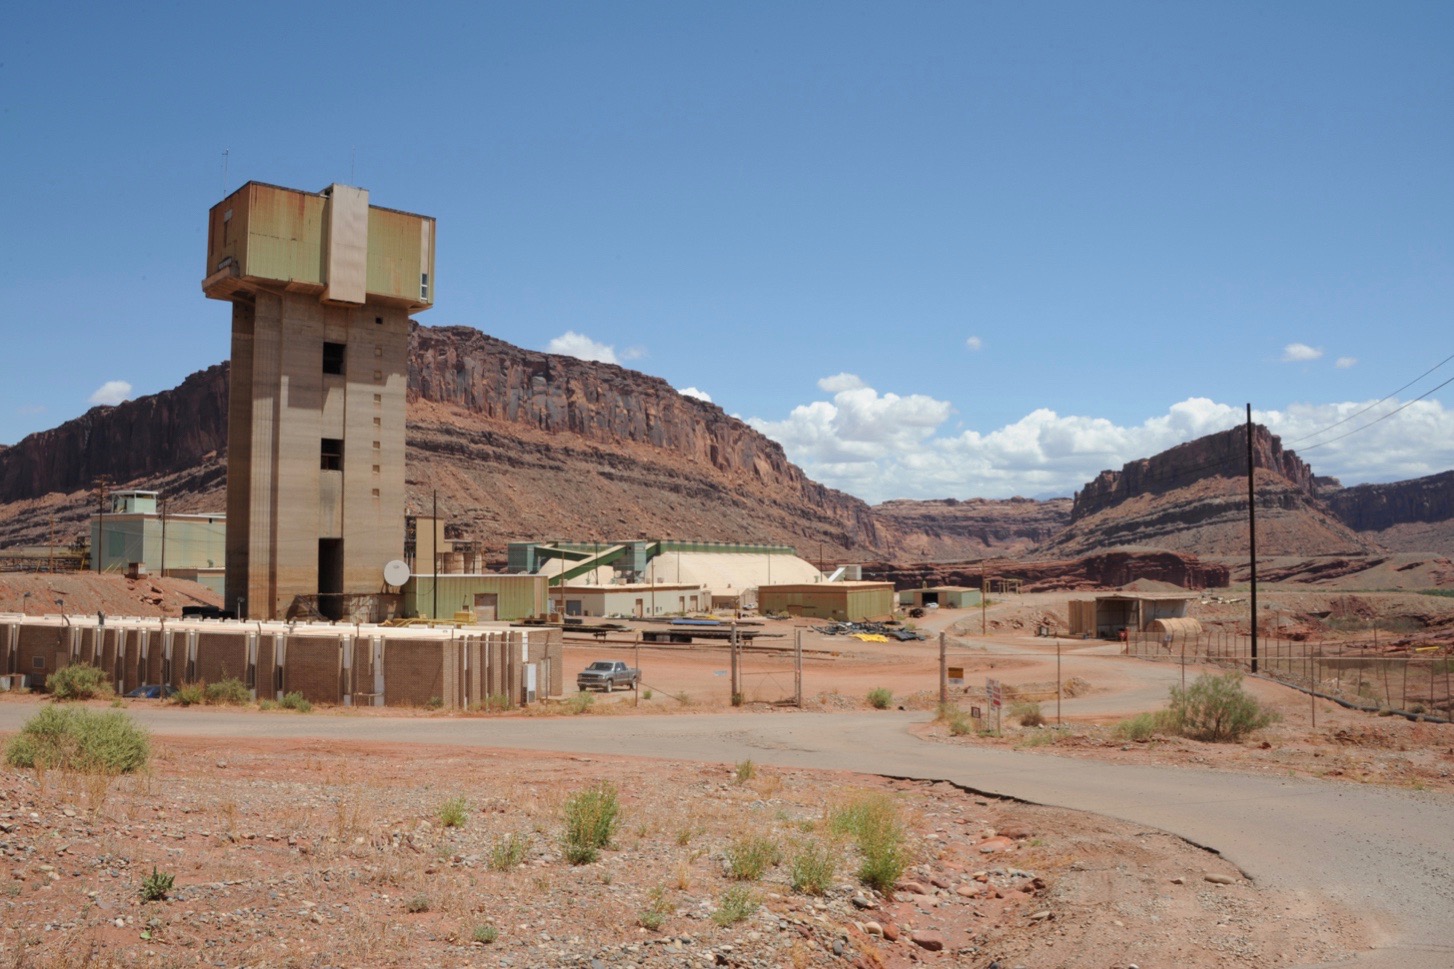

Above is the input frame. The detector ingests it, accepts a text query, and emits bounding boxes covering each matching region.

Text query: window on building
[321,438,344,471]
[322,342,346,375]
[420,272,429,301]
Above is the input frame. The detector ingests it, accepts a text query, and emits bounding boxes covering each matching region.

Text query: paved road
[3,703,1449,968]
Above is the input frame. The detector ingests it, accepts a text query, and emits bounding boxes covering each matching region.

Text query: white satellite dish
[383,559,411,588]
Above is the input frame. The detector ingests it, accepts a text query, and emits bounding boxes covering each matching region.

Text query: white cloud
[1281,343,1324,362]
[744,379,1454,503]
[546,331,623,364]
[678,387,713,402]
[88,381,132,406]
[965,336,983,351]
[817,373,866,393]
[1335,356,1357,369]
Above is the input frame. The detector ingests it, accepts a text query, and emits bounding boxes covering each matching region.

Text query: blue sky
[2,1,1450,503]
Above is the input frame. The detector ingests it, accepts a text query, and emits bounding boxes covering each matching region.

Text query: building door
[474,593,499,622]
[318,539,344,620]
[634,598,644,618]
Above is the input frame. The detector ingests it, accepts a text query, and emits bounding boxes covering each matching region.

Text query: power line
[1297,372,1454,454]
[1285,350,1454,447]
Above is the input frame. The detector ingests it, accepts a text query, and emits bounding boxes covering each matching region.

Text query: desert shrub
[789,839,838,895]
[937,703,974,736]
[439,796,468,828]
[725,834,781,881]
[46,664,112,701]
[1168,672,1279,742]
[5,705,149,774]
[566,691,595,715]
[257,699,279,711]
[205,677,250,705]
[1114,710,1179,742]
[1011,701,1044,727]
[140,867,173,902]
[279,692,312,713]
[472,923,498,943]
[425,696,443,710]
[405,894,430,913]
[830,793,910,893]
[867,687,893,710]
[642,688,653,700]
[489,833,528,870]
[734,759,755,784]
[562,782,620,864]
[172,682,205,707]
[712,886,759,926]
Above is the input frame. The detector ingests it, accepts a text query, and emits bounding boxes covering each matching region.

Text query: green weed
[712,886,759,926]
[725,835,780,881]
[562,782,620,864]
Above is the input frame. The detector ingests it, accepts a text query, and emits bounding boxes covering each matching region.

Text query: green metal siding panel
[407,576,547,620]
[241,185,326,285]
[366,208,430,303]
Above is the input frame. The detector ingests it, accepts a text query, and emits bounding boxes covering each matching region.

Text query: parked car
[124,684,177,699]
[576,660,640,692]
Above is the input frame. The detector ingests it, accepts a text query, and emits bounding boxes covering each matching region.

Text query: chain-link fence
[1124,627,1454,720]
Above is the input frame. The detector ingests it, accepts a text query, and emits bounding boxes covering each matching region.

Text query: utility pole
[432,489,439,621]
[938,632,948,706]
[92,475,112,574]
[1246,404,1259,674]
[980,565,987,635]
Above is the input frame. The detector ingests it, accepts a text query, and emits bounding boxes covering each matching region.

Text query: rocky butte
[1040,424,1380,558]
[2,327,1452,569]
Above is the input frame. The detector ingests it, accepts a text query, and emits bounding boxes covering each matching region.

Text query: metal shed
[758,582,896,622]
[1068,592,1197,638]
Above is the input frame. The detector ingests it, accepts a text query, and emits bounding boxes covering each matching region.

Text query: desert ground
[3,587,1453,968]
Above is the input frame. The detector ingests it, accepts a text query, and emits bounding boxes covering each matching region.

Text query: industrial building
[90,491,226,594]
[404,573,550,622]
[900,585,981,610]
[509,539,826,613]
[551,581,710,619]
[1068,592,1198,638]
[203,181,434,620]
[758,581,896,622]
[0,613,561,708]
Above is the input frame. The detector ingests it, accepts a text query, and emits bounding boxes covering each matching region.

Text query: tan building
[758,581,896,622]
[203,182,435,619]
[551,582,710,619]
[1068,592,1197,638]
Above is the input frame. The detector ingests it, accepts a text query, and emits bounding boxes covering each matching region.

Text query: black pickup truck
[576,660,640,692]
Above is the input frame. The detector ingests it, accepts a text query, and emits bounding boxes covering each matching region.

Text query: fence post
[938,632,947,708]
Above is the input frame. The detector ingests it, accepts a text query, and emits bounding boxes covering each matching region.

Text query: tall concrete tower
[203,182,435,619]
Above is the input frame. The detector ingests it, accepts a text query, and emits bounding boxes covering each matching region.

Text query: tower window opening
[322,342,346,375]
[321,438,344,471]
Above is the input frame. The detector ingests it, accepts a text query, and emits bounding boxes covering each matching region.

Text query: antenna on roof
[221,148,229,195]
